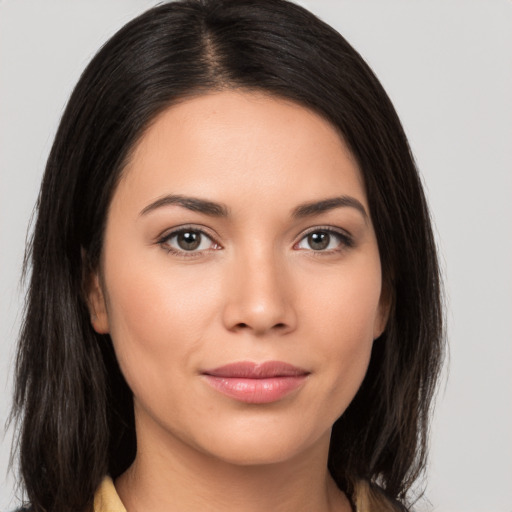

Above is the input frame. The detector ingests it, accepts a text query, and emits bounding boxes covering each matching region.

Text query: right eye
[158,228,220,255]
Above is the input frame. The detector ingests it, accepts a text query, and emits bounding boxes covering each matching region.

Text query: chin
[190,421,331,467]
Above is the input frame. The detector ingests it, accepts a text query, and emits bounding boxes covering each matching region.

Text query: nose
[222,248,297,336]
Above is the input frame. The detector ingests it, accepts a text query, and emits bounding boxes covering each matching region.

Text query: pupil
[177,231,201,250]
[308,231,329,250]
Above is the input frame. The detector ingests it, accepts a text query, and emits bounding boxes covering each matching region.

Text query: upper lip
[202,361,309,379]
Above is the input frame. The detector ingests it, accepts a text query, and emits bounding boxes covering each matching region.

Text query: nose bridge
[223,241,296,335]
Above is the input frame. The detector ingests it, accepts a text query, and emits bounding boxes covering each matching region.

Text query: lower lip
[202,375,308,404]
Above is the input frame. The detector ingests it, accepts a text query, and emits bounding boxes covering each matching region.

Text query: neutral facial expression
[88,90,388,465]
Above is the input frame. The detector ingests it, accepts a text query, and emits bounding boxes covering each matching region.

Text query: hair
[11,1,444,511]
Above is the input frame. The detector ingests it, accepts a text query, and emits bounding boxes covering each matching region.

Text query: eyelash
[157,225,220,258]
[157,225,354,258]
[294,226,354,254]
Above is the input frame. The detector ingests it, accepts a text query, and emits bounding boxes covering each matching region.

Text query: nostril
[234,321,287,331]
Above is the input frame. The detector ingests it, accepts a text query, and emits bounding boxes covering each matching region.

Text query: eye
[295,228,352,252]
[159,228,220,254]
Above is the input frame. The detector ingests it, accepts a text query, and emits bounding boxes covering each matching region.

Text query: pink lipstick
[201,361,309,404]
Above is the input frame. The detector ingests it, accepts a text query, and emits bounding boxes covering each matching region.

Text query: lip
[201,361,310,404]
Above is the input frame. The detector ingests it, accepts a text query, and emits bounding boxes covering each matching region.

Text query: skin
[88,90,388,512]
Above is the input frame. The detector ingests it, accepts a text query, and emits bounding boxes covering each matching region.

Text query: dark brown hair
[11,1,444,510]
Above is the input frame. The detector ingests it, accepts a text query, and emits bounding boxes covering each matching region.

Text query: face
[88,90,388,466]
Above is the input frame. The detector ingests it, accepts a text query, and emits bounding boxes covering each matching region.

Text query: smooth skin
[87,90,389,512]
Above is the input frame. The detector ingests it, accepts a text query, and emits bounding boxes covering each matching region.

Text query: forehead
[115,90,366,216]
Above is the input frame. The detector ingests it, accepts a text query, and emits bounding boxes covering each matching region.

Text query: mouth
[201,361,310,404]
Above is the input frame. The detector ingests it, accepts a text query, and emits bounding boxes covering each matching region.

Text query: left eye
[161,229,216,252]
[295,230,347,251]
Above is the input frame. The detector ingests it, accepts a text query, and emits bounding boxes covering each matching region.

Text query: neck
[115,415,350,512]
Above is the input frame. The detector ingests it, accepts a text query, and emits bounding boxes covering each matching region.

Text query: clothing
[94,476,126,512]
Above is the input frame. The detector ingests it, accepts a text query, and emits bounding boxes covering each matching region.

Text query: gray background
[1,1,511,510]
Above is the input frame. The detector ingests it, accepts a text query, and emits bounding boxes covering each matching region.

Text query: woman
[11,1,444,511]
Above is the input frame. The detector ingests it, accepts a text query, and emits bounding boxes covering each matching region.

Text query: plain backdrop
[1,1,511,511]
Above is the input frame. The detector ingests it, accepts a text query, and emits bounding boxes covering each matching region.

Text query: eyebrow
[140,194,229,217]
[292,196,368,221]
[139,193,368,221]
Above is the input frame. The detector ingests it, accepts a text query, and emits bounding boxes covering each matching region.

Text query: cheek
[300,257,382,414]
[102,254,222,396]
[312,291,376,381]
[304,254,383,348]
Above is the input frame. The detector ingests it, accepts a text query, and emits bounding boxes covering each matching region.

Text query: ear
[373,285,392,340]
[86,272,110,334]
[82,250,109,334]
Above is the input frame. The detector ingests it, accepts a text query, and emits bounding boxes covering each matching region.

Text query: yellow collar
[93,476,127,512]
